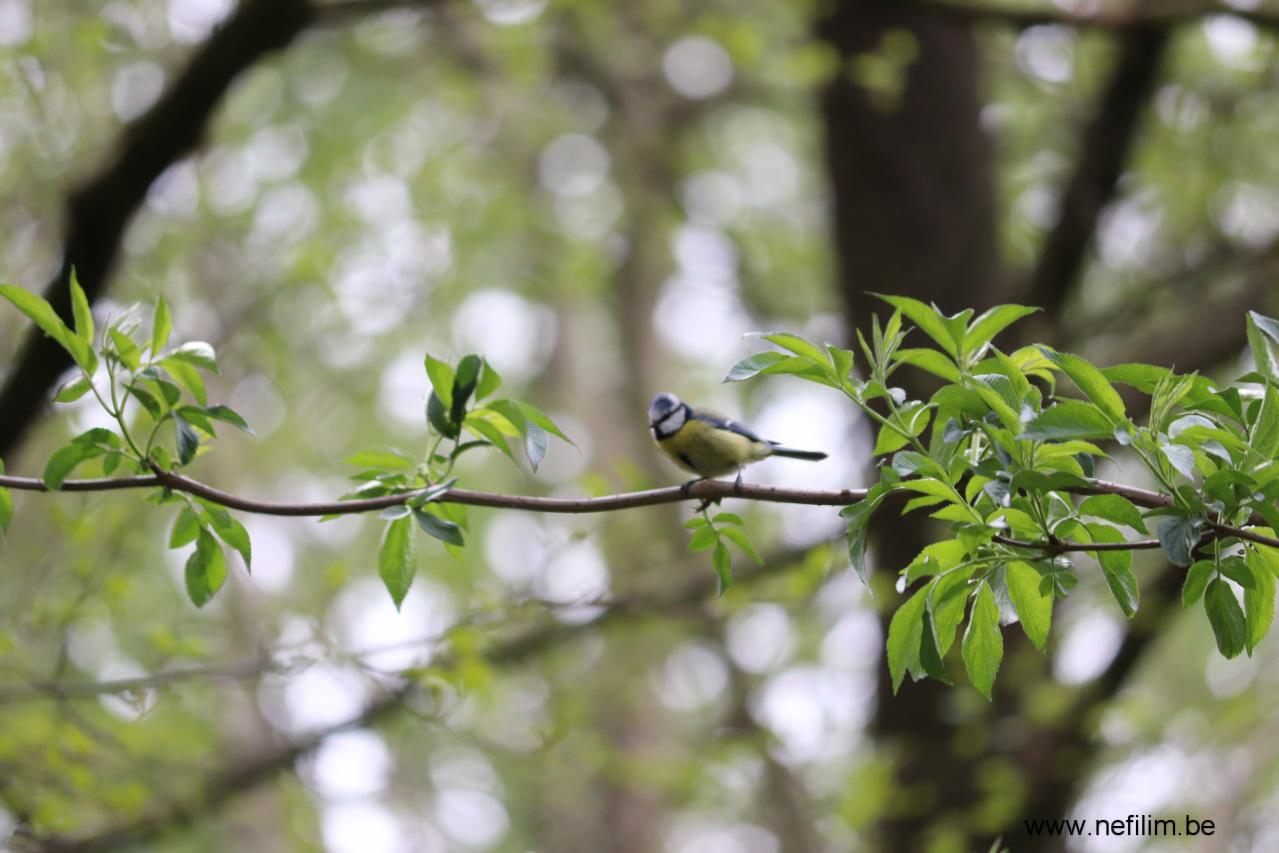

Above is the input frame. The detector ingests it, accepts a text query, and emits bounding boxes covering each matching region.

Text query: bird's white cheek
[665,409,686,432]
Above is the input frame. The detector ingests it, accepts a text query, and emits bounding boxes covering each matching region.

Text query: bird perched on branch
[647,392,827,491]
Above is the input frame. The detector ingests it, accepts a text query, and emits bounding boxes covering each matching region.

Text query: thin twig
[993,534,1163,553]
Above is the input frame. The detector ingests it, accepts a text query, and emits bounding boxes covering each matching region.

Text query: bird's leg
[680,477,705,498]
[734,469,744,496]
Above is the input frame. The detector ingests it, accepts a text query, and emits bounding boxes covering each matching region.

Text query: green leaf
[1247,312,1279,386]
[887,586,929,693]
[1251,384,1279,461]
[151,296,172,356]
[931,565,978,654]
[963,304,1039,356]
[413,508,465,547]
[165,341,218,373]
[1004,560,1052,651]
[202,505,252,569]
[713,512,744,526]
[205,404,253,434]
[1038,348,1126,423]
[516,402,575,447]
[688,525,718,551]
[343,447,417,470]
[159,357,207,406]
[464,413,516,464]
[54,375,94,403]
[129,386,162,420]
[69,268,94,346]
[476,358,502,400]
[0,282,95,372]
[169,507,200,549]
[525,422,549,472]
[185,528,227,608]
[723,351,790,382]
[962,583,1003,700]
[174,415,199,465]
[427,392,458,439]
[894,348,961,383]
[424,354,455,408]
[0,459,12,535]
[712,541,732,596]
[1086,523,1139,617]
[1157,516,1201,568]
[1079,494,1148,533]
[720,526,763,564]
[1205,578,1247,659]
[108,329,142,371]
[379,516,417,609]
[872,294,960,356]
[840,485,889,586]
[43,443,93,490]
[1182,560,1214,608]
[451,354,482,427]
[1245,547,1276,654]
[1021,399,1115,441]
[754,332,831,371]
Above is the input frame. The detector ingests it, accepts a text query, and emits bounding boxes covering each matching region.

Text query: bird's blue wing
[690,408,766,443]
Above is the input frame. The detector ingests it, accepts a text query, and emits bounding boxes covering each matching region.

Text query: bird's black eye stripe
[652,406,682,427]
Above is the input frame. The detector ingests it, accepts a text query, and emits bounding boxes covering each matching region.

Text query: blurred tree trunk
[816,2,1000,849]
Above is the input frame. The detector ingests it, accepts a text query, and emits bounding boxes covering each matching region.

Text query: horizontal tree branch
[993,534,1163,552]
[3,470,1278,550]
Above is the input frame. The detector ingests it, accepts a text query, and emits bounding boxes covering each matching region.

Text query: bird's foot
[733,471,744,496]
[680,478,704,498]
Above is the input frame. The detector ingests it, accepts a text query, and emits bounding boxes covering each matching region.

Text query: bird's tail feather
[769,446,827,462]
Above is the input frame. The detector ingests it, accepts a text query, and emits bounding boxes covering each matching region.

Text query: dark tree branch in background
[1024,25,1169,326]
[919,0,1279,31]
[0,0,315,459]
[25,545,796,853]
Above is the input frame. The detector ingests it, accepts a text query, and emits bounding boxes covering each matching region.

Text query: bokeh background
[2,0,1279,850]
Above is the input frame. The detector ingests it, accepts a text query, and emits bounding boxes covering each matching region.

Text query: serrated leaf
[525,422,549,472]
[1251,384,1279,460]
[159,357,207,406]
[1086,523,1139,617]
[872,294,960,356]
[894,348,961,382]
[688,525,718,551]
[424,354,455,408]
[203,506,252,569]
[476,358,502,400]
[754,331,831,370]
[166,341,218,373]
[343,447,417,470]
[1182,560,1214,608]
[1021,399,1115,441]
[54,375,93,403]
[414,508,465,547]
[174,415,199,465]
[712,541,732,596]
[963,304,1039,356]
[379,516,417,610]
[185,528,227,608]
[1205,578,1246,658]
[1039,348,1126,423]
[151,296,171,356]
[1157,516,1201,567]
[962,583,1003,700]
[887,586,929,693]
[720,526,763,564]
[43,443,93,490]
[1078,494,1149,533]
[0,282,95,372]
[169,507,200,549]
[69,269,93,346]
[723,351,790,382]
[1005,561,1052,651]
[1245,547,1276,654]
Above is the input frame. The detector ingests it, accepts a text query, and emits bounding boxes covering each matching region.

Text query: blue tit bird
[648,392,828,489]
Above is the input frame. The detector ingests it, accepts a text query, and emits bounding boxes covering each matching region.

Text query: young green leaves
[684,512,763,596]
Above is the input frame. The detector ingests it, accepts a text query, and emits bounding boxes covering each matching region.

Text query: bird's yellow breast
[656,418,772,478]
